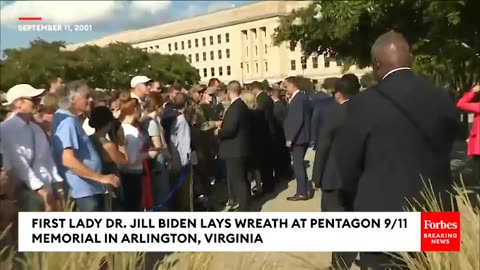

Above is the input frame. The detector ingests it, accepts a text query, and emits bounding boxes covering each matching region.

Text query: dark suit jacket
[312,100,350,190]
[273,99,288,128]
[284,91,312,146]
[256,91,276,139]
[161,103,180,144]
[218,98,251,159]
[249,109,268,166]
[310,92,336,148]
[334,69,458,211]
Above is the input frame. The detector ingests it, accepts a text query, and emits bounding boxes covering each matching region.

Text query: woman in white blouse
[117,92,157,211]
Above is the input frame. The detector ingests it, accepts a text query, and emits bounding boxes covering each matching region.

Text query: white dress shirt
[290,90,300,103]
[382,67,411,80]
[170,113,191,166]
[0,114,63,191]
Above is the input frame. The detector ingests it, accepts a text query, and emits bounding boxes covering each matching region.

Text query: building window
[149,46,153,50]
[219,66,223,76]
[210,51,214,60]
[255,46,258,56]
[227,65,231,75]
[290,43,295,51]
[255,62,259,73]
[203,68,207,77]
[181,41,185,50]
[290,60,296,70]
[312,57,319,69]
[217,34,221,44]
[264,44,267,54]
[324,57,330,68]
[265,61,268,72]
[168,43,171,51]
[195,39,199,47]
[301,57,307,70]
[209,36,213,45]
[246,63,250,73]
[188,40,191,48]
[203,52,207,61]
[226,49,230,58]
[195,53,199,62]
[211,67,215,77]
[188,54,192,63]
[260,26,267,37]
[336,58,343,66]
[218,50,222,59]
[202,37,206,46]
[226,33,230,43]
[252,29,257,39]
[155,45,159,50]
[174,42,178,50]
[242,30,248,40]
[246,46,248,57]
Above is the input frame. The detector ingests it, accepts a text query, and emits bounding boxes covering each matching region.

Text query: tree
[0,40,200,90]
[273,0,480,93]
[1,39,67,89]
[360,72,376,88]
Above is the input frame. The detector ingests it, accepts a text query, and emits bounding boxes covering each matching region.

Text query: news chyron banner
[18,212,460,252]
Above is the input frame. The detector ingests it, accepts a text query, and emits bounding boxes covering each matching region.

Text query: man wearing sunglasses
[0,84,63,211]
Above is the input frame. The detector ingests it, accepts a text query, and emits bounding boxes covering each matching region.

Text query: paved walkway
[161,141,471,270]
[161,148,359,270]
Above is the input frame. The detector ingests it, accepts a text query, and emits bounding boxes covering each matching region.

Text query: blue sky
[0,0,254,51]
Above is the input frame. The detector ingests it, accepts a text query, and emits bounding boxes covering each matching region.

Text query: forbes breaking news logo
[421,212,460,251]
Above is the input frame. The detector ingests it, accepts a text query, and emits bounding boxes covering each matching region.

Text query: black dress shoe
[286,194,308,201]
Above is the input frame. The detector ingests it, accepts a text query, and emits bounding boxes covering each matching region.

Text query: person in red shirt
[456,84,480,207]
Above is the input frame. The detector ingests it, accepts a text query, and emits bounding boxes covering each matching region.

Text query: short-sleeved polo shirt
[51,109,105,198]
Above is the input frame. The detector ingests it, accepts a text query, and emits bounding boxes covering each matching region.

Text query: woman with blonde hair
[118,92,158,211]
[240,91,256,109]
[240,90,263,194]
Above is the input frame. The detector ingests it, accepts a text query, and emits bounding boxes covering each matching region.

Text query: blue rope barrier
[149,163,190,211]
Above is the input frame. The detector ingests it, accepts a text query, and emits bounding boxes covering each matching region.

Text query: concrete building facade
[65,1,366,85]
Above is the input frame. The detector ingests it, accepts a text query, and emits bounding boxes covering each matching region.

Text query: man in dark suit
[310,90,336,148]
[251,81,275,193]
[334,31,458,269]
[271,88,292,179]
[284,76,313,201]
[312,75,360,210]
[311,75,360,270]
[216,81,252,211]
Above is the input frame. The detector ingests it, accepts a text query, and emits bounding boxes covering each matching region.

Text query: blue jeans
[74,194,106,211]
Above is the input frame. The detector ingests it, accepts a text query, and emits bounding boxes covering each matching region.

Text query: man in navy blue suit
[310,90,335,149]
[283,76,313,201]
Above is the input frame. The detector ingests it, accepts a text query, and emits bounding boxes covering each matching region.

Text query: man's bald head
[371,30,412,80]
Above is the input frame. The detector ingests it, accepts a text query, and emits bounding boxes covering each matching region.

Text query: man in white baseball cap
[0,83,62,212]
[3,84,45,106]
[130,75,152,110]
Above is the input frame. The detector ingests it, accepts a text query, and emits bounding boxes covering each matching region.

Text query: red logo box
[421,212,460,251]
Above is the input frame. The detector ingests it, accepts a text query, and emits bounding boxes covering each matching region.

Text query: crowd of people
[0,30,479,270]
[0,73,302,213]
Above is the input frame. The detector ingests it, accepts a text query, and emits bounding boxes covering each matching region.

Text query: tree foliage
[273,0,480,92]
[0,39,200,90]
